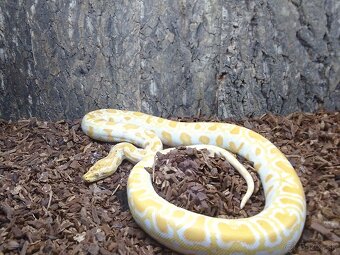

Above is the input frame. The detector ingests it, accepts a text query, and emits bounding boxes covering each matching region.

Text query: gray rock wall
[0,0,339,120]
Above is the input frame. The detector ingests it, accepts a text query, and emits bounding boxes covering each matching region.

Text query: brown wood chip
[152,147,264,218]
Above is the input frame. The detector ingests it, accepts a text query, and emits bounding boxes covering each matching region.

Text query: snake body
[82,109,306,255]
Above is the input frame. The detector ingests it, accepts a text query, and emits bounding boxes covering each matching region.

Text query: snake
[81,109,306,255]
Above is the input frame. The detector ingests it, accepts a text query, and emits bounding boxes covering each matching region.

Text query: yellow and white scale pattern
[81,109,306,255]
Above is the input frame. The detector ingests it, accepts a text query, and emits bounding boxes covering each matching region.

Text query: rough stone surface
[0,0,339,120]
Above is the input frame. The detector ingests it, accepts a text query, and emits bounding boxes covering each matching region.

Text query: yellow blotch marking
[143,199,163,210]
[109,118,115,122]
[103,129,114,140]
[208,124,218,131]
[115,143,126,150]
[151,141,162,151]
[106,109,117,113]
[125,144,136,152]
[124,116,132,121]
[265,185,274,197]
[94,118,105,123]
[265,174,273,183]
[276,161,294,174]
[228,142,244,154]
[146,116,152,124]
[254,163,262,171]
[274,211,298,228]
[199,136,210,144]
[249,130,266,142]
[131,189,147,210]
[156,215,169,233]
[128,178,142,186]
[123,124,139,129]
[172,210,185,219]
[157,118,164,123]
[194,123,201,129]
[146,132,156,139]
[276,161,302,184]
[129,170,143,178]
[132,191,162,212]
[255,147,262,156]
[283,185,304,196]
[183,216,206,242]
[230,126,241,134]
[280,198,304,211]
[169,121,177,128]
[107,121,116,126]
[238,143,244,152]
[139,150,147,155]
[88,126,94,137]
[131,166,145,173]
[180,133,192,144]
[216,135,223,147]
[257,220,278,243]
[161,131,172,143]
[270,147,284,157]
[133,112,144,116]
[218,223,256,244]
[86,114,95,120]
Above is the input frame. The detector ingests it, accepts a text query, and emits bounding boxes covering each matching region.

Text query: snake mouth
[82,166,112,182]
[82,174,95,182]
[82,171,99,182]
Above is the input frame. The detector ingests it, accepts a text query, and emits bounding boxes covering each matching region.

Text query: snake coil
[82,109,306,255]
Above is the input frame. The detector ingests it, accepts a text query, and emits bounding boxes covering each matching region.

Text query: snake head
[82,157,117,182]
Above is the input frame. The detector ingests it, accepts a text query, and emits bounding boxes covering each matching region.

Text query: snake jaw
[82,158,118,182]
[83,147,125,182]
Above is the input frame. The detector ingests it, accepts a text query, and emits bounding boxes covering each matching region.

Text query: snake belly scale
[81,109,306,255]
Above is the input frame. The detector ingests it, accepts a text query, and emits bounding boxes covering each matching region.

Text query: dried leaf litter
[0,111,339,255]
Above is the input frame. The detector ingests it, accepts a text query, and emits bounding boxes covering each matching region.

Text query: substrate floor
[0,111,339,254]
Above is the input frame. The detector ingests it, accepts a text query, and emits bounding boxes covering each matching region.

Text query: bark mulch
[0,111,339,255]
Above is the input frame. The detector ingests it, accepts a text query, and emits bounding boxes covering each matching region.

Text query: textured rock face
[0,0,339,120]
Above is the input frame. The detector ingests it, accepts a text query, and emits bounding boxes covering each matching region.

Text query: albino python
[81,109,306,255]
